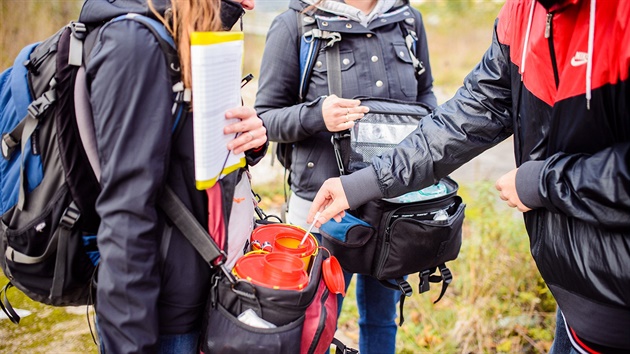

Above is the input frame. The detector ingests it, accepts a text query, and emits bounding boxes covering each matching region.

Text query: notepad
[190,31,246,190]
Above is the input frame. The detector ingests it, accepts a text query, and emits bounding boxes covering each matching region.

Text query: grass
[0,281,97,353]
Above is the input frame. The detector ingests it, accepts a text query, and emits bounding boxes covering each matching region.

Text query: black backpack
[0,14,189,323]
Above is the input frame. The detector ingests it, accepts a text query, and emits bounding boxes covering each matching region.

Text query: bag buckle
[60,203,81,229]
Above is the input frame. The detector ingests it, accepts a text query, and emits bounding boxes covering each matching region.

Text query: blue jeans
[338,271,399,354]
[156,331,200,354]
[548,308,579,354]
[97,316,199,354]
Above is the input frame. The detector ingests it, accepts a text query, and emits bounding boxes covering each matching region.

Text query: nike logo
[570,51,588,67]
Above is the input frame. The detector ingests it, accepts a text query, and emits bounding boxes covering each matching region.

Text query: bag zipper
[307,285,329,354]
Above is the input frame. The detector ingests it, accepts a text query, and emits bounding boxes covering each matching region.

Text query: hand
[322,95,369,132]
[224,106,267,154]
[495,168,531,212]
[307,177,350,227]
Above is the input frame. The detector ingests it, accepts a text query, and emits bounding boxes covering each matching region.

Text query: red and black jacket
[342,0,629,350]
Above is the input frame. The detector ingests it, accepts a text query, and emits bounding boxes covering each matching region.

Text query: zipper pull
[545,13,552,38]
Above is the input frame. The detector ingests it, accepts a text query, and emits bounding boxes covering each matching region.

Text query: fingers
[322,96,370,132]
[225,107,267,154]
[495,169,532,213]
[307,178,349,227]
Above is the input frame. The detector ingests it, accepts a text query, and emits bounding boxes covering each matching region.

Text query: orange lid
[322,256,346,296]
[233,252,309,291]
[251,224,319,252]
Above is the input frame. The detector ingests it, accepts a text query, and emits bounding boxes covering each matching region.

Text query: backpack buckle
[27,89,57,118]
[70,22,87,40]
[60,203,81,229]
[1,133,18,160]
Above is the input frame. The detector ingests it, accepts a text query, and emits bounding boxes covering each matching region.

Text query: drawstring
[586,0,596,110]
[521,0,596,110]
[520,0,536,79]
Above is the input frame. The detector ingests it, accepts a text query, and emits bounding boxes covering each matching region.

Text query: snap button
[380,19,387,23]
[371,56,378,62]
[404,12,410,16]
[399,51,405,57]
[375,80,383,87]
[316,61,322,68]
[322,21,328,26]
[366,33,372,38]
[405,18,415,25]
[304,16,315,24]
[346,23,352,29]
[342,58,350,65]
[307,162,315,168]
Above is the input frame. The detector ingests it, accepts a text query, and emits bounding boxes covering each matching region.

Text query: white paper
[191,35,245,190]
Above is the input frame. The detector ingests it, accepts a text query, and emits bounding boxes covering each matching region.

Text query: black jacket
[80,1,265,352]
[342,0,630,349]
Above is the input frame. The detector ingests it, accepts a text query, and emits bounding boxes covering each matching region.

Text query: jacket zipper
[544,12,560,88]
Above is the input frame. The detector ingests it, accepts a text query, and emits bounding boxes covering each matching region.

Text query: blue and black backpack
[0,14,192,323]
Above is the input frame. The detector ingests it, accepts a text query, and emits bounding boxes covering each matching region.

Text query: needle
[300,211,321,246]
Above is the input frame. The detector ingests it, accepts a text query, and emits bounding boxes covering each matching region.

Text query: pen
[241,73,254,88]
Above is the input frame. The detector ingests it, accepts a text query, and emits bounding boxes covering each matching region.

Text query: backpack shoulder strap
[398,18,425,77]
[298,11,320,102]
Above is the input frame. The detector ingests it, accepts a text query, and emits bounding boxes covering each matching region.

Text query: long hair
[148,0,223,89]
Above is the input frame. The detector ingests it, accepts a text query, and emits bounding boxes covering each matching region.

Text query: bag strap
[398,21,426,78]
[331,338,359,354]
[420,263,453,304]
[159,186,236,283]
[378,278,413,326]
[377,264,453,326]
[0,283,20,324]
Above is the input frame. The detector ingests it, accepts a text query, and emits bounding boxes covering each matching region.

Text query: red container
[250,224,318,271]
[233,252,309,290]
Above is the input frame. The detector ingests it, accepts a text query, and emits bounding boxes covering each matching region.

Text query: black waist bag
[319,176,465,325]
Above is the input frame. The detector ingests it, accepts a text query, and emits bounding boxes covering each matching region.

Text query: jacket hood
[521,0,595,109]
[289,0,407,25]
[79,0,171,24]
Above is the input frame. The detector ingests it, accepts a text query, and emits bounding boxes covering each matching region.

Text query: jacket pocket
[392,42,418,98]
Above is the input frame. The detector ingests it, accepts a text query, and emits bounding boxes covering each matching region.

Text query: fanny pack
[325,96,466,325]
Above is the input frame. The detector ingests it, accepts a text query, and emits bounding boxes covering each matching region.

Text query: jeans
[338,271,399,354]
[548,308,579,354]
[156,331,200,354]
[97,316,199,354]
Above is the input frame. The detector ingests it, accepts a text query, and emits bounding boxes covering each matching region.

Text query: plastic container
[233,252,309,290]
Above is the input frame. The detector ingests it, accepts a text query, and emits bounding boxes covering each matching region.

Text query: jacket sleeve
[536,144,630,230]
[413,10,438,109]
[87,21,171,353]
[343,20,514,208]
[254,12,328,143]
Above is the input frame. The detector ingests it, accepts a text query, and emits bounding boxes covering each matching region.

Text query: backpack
[0,14,189,323]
